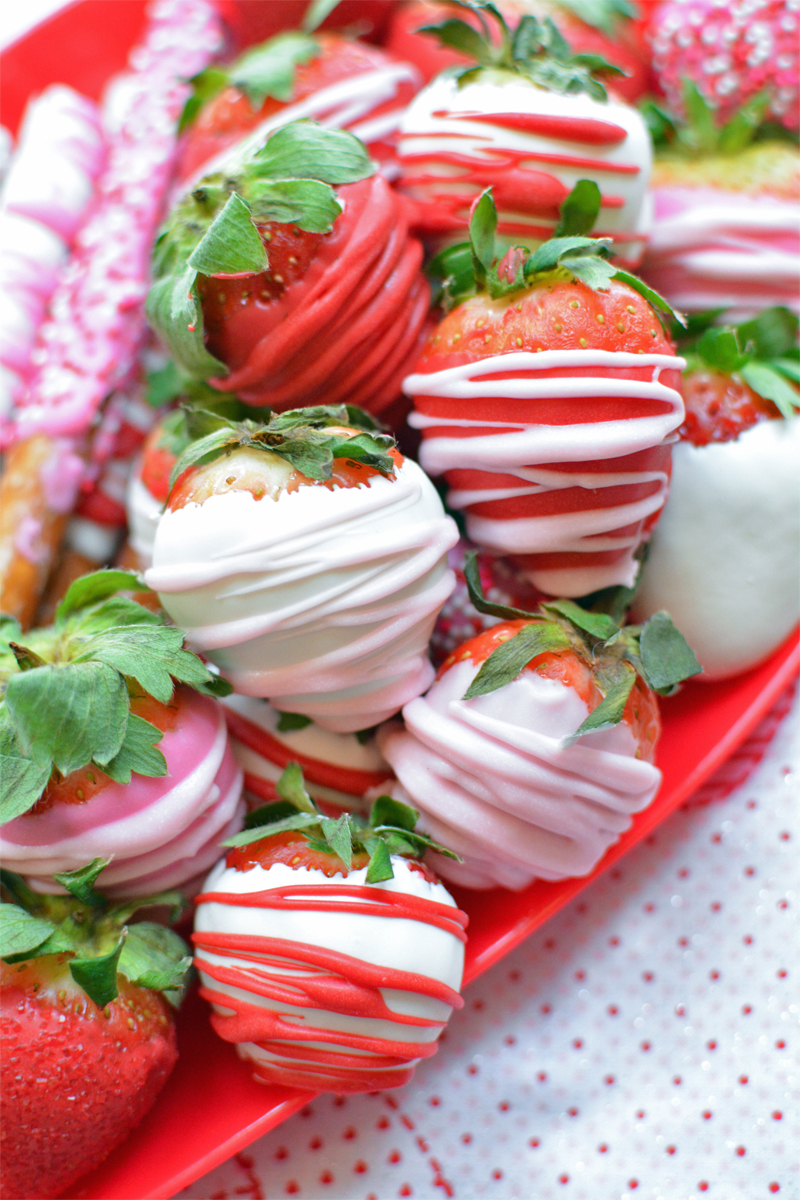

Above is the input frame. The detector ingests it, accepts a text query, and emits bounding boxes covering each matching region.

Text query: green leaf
[638,611,702,693]
[559,0,637,36]
[463,622,571,700]
[247,178,342,233]
[369,794,418,833]
[145,360,186,409]
[570,660,637,740]
[243,800,301,829]
[427,241,476,311]
[542,599,619,641]
[469,188,497,276]
[0,710,53,823]
[102,714,167,785]
[146,266,228,382]
[179,65,229,133]
[638,98,678,147]
[612,269,684,326]
[188,193,268,277]
[553,179,601,238]
[222,811,321,848]
[75,623,206,705]
[717,89,770,154]
[111,889,188,926]
[69,934,125,1009]
[560,253,617,290]
[696,326,748,373]
[528,235,604,275]
[740,362,800,419]
[118,923,192,997]
[680,78,717,155]
[511,14,543,62]
[0,905,67,960]
[320,814,352,869]
[167,426,239,489]
[56,569,151,623]
[276,711,313,733]
[463,550,536,620]
[231,32,319,110]
[5,662,128,775]
[737,306,799,360]
[773,355,800,383]
[303,0,342,32]
[53,858,109,907]
[365,840,394,883]
[276,761,318,815]
[418,18,491,62]
[251,121,376,185]
[70,596,162,635]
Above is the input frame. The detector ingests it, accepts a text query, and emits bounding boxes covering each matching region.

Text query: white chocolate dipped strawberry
[145,405,459,732]
[397,3,652,267]
[404,185,686,597]
[222,695,392,812]
[378,558,700,890]
[633,306,800,679]
[193,765,466,1094]
[0,569,244,898]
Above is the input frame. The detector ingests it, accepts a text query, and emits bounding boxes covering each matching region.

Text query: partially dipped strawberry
[378,556,700,890]
[148,121,429,426]
[396,1,652,266]
[193,764,467,1094]
[0,568,244,897]
[145,404,458,732]
[633,306,800,679]
[404,183,685,597]
[0,860,192,1199]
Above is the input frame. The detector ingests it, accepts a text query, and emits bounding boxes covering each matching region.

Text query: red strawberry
[0,865,192,1200]
[215,0,397,52]
[649,0,799,130]
[679,368,781,444]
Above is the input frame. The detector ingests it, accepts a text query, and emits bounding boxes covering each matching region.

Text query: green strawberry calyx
[222,763,461,883]
[458,552,701,740]
[427,181,683,326]
[420,0,627,100]
[641,80,798,158]
[0,569,232,826]
[166,403,396,493]
[0,859,193,1009]
[673,307,800,420]
[146,121,376,381]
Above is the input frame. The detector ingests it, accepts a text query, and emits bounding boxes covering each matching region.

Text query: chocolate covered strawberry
[194,763,467,1093]
[379,555,700,890]
[640,84,800,320]
[0,860,192,1199]
[404,184,686,596]
[397,1,652,266]
[0,568,244,896]
[145,404,458,732]
[148,121,429,426]
[178,25,420,184]
[634,305,800,679]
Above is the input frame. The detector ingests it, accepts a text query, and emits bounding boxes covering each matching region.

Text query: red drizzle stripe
[432,110,629,144]
[195,884,469,942]
[401,139,640,174]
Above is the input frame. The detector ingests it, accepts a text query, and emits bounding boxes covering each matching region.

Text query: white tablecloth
[179,684,799,1200]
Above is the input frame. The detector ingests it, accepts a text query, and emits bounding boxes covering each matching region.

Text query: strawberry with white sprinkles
[193,763,467,1093]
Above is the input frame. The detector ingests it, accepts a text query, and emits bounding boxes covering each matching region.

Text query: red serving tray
[2,7,799,1199]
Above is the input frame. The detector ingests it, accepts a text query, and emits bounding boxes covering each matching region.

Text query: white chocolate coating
[194,856,464,1079]
[146,459,459,732]
[126,467,163,568]
[405,348,685,595]
[632,418,800,680]
[398,71,652,265]
[642,187,800,322]
[378,658,661,891]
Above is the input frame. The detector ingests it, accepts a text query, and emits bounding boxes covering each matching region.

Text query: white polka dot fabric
[178,685,799,1200]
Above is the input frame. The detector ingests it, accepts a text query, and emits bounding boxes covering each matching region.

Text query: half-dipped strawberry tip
[193,763,467,1094]
[0,568,245,896]
[0,859,192,1200]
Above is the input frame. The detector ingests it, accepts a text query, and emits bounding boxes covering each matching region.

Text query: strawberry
[0,567,243,897]
[404,184,685,597]
[178,30,420,184]
[193,764,467,1094]
[0,861,192,1199]
[378,558,699,890]
[148,122,430,427]
[387,0,649,101]
[396,2,652,266]
[144,405,459,733]
[649,0,799,131]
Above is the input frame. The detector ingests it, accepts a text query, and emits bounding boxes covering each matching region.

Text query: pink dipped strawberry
[193,764,467,1093]
[148,121,429,427]
[0,860,192,1199]
[649,0,799,131]
[378,556,700,890]
[0,568,244,897]
[404,183,686,597]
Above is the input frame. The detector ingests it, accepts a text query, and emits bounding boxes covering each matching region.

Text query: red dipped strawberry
[649,0,799,131]
[148,122,429,427]
[404,183,685,597]
[378,559,699,890]
[214,0,397,54]
[0,860,192,1199]
[193,764,467,1094]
